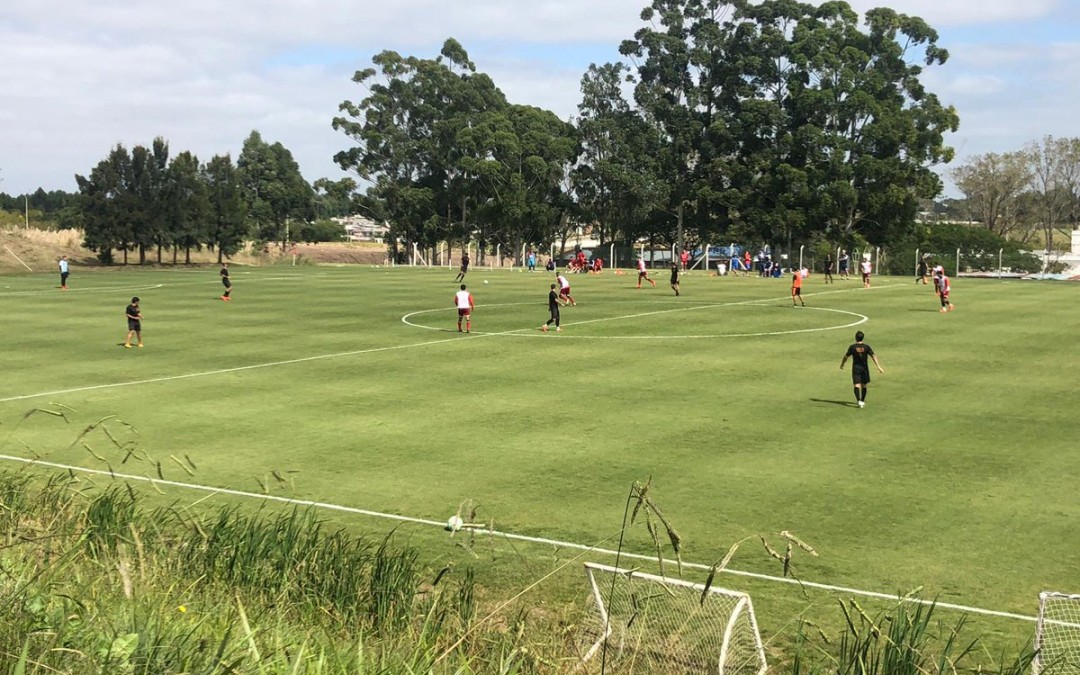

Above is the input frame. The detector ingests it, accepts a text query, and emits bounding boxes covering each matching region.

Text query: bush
[886,223,1043,275]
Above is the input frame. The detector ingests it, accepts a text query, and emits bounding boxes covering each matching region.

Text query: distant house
[335,216,389,242]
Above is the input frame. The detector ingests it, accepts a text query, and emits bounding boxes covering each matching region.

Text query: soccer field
[1,265,1078,647]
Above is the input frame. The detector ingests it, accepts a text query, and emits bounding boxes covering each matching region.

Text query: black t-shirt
[126,304,140,321]
[846,342,874,369]
[220,267,230,279]
[460,256,470,270]
[670,268,679,283]
[548,290,559,310]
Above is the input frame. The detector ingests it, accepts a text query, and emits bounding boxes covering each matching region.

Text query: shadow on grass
[810,398,857,407]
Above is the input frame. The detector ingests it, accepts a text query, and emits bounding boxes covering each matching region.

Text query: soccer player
[542,283,563,332]
[124,296,143,348]
[840,330,884,408]
[58,255,70,290]
[936,270,955,312]
[670,263,681,296]
[556,272,576,305]
[679,249,690,271]
[636,257,656,288]
[454,253,470,283]
[742,250,752,277]
[453,284,474,333]
[527,250,536,272]
[860,257,872,288]
[823,254,834,284]
[917,256,929,285]
[220,262,232,301]
[791,268,805,306]
[838,250,850,280]
[932,265,945,295]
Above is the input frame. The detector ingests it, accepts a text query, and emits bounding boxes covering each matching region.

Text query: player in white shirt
[58,256,70,290]
[556,273,576,306]
[453,284,475,333]
[636,257,656,288]
[860,258,872,288]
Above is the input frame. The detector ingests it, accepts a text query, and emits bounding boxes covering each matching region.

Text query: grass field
[2,264,1078,659]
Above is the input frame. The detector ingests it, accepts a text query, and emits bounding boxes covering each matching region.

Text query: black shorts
[940,292,950,306]
[793,287,801,296]
[127,320,141,331]
[222,278,232,288]
[61,272,69,282]
[852,367,870,385]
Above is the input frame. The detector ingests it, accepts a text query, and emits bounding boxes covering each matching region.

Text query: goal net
[1035,592,1080,675]
[579,562,767,675]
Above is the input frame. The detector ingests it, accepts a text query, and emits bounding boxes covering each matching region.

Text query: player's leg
[124,330,133,348]
[136,329,143,347]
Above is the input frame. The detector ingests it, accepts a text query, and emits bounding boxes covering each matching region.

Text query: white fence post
[799,245,805,270]
[496,244,501,268]
[610,243,615,270]
[915,248,920,277]
[998,248,1004,278]
[956,248,961,277]
[705,243,711,274]
[875,247,880,275]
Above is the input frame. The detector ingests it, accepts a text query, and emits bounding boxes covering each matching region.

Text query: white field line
[0,333,491,404]
[0,452,1039,624]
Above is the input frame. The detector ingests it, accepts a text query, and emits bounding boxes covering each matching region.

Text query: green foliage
[294,219,347,244]
[238,130,315,248]
[886,222,1042,274]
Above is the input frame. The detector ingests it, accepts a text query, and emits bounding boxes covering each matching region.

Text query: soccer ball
[446,515,464,532]
[484,279,489,284]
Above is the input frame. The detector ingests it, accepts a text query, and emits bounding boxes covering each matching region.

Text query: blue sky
[1,0,1077,197]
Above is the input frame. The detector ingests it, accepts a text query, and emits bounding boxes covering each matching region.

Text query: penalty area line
[0,452,1039,625]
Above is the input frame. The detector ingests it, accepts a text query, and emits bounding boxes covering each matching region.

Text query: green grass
[1,264,1078,658]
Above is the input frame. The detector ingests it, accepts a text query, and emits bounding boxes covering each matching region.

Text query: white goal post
[580,562,767,675]
[1035,591,1080,675]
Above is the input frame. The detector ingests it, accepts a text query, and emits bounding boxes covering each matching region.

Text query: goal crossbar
[581,562,767,675]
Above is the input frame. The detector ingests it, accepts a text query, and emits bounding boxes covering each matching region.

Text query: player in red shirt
[680,249,690,270]
[935,270,955,312]
[453,284,475,333]
[636,257,656,288]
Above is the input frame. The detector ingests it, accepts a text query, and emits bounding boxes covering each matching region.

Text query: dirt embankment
[0,228,389,274]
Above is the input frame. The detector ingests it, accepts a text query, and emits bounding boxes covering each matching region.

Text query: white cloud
[0,0,1077,195]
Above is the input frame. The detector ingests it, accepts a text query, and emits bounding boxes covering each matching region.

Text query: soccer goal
[1035,592,1080,675]
[579,562,767,675]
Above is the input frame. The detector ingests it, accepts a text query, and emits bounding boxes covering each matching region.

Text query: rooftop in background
[336,216,388,243]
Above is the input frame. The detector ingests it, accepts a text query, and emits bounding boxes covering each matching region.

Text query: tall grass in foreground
[0,471,557,673]
[0,471,1045,674]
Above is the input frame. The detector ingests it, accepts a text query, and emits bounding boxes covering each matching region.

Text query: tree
[204,154,249,263]
[1025,136,1080,252]
[76,145,139,264]
[164,151,210,264]
[574,62,666,247]
[313,177,357,219]
[238,131,313,248]
[950,151,1032,238]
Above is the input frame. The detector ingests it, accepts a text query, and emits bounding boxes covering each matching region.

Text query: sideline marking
[0,333,487,404]
[0,452,1040,625]
[0,283,165,297]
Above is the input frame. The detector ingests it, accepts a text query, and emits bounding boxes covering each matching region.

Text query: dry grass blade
[170,455,195,477]
[761,535,783,561]
[780,530,818,556]
[81,443,106,462]
[155,461,164,480]
[183,454,197,470]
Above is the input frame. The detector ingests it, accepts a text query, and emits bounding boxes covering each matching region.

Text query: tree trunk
[172,247,178,265]
[156,243,162,264]
[185,246,191,264]
[123,247,128,265]
[139,244,147,265]
[217,247,223,264]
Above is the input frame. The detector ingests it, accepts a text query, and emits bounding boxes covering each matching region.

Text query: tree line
[947,136,1080,252]
[70,132,358,264]
[4,0,966,266]
[333,0,959,262]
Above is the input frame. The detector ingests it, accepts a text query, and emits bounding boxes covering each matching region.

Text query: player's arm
[840,353,849,370]
[870,354,884,373]
[468,294,475,310]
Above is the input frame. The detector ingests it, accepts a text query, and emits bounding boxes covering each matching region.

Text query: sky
[1,0,1078,197]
